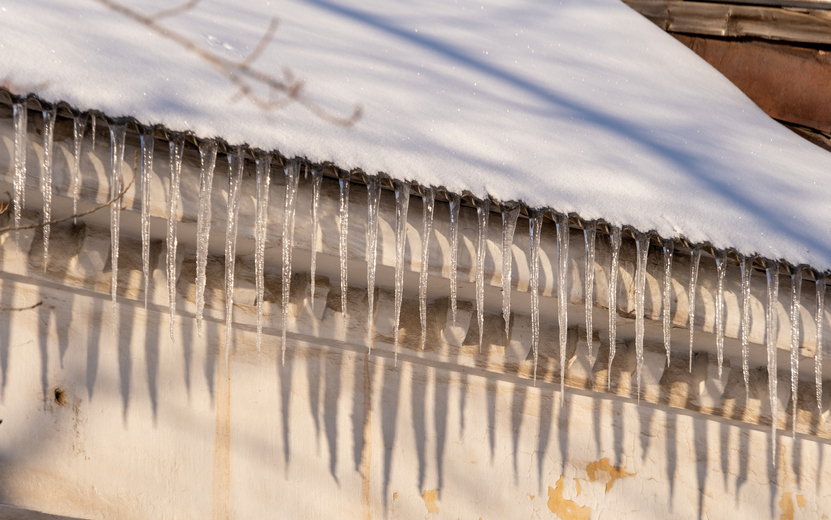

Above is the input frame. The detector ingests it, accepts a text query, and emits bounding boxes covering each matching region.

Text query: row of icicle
[9,102,828,465]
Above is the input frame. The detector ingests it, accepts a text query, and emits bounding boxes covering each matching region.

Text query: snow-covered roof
[4,0,831,269]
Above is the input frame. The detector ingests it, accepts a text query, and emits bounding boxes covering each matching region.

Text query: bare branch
[0,301,43,312]
[0,170,136,234]
[148,0,200,21]
[239,18,280,71]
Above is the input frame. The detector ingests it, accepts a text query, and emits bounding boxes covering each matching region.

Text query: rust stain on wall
[547,476,591,520]
[586,457,633,493]
[211,348,232,520]
[422,489,440,514]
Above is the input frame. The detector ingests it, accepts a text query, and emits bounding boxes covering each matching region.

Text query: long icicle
[634,233,649,401]
[688,246,703,372]
[166,137,184,340]
[584,223,597,361]
[40,107,56,269]
[715,250,728,379]
[225,149,245,366]
[338,175,350,317]
[449,193,461,325]
[555,213,570,404]
[108,124,127,329]
[815,276,825,411]
[502,205,520,342]
[309,169,322,314]
[365,176,382,351]
[661,239,674,366]
[607,225,622,390]
[766,262,780,466]
[90,115,96,151]
[140,128,155,308]
[195,140,218,335]
[419,187,435,349]
[475,199,490,352]
[529,212,543,384]
[789,267,802,436]
[740,256,753,398]
[393,180,411,364]
[281,163,300,365]
[13,102,27,235]
[254,155,271,354]
[72,113,88,222]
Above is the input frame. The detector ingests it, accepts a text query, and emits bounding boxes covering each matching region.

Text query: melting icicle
[195,141,218,335]
[661,239,674,366]
[815,276,825,411]
[449,193,461,325]
[309,169,322,314]
[688,246,703,372]
[225,150,245,365]
[789,267,802,436]
[475,199,490,352]
[766,262,780,465]
[584,223,597,360]
[501,205,520,342]
[740,256,753,398]
[109,124,126,327]
[393,180,411,363]
[338,176,350,317]
[40,107,56,269]
[529,212,543,383]
[254,155,271,354]
[634,233,649,400]
[419,187,435,349]
[166,138,184,340]
[72,114,88,220]
[715,250,728,379]
[281,163,300,365]
[365,176,382,350]
[555,214,570,404]
[90,115,97,151]
[12,102,27,233]
[607,225,622,389]
[140,128,154,308]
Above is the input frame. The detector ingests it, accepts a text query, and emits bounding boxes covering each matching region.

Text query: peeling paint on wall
[585,457,633,493]
[421,489,439,514]
[547,476,591,520]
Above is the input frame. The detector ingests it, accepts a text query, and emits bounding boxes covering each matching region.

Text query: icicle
[419,187,435,349]
[254,155,271,354]
[661,239,674,366]
[555,213,570,404]
[72,114,88,221]
[281,163,300,365]
[365,176,382,351]
[309,169,322,314]
[815,276,825,411]
[740,256,753,398]
[607,225,622,389]
[529,212,543,383]
[225,150,245,366]
[715,250,728,379]
[766,262,780,465]
[90,115,97,151]
[40,107,56,269]
[139,128,154,308]
[449,193,461,325]
[108,124,126,328]
[584,223,597,361]
[475,198,490,352]
[688,246,703,372]
[634,233,649,401]
[166,137,184,341]
[502,205,520,342]
[12,102,27,234]
[393,180,411,363]
[789,267,802,436]
[338,176,350,317]
[195,140,218,335]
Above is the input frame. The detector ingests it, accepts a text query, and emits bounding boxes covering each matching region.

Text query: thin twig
[0,301,43,312]
[149,0,200,21]
[0,170,136,234]
[239,18,280,71]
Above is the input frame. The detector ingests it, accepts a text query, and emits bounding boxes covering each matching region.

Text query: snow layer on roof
[3,0,831,269]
